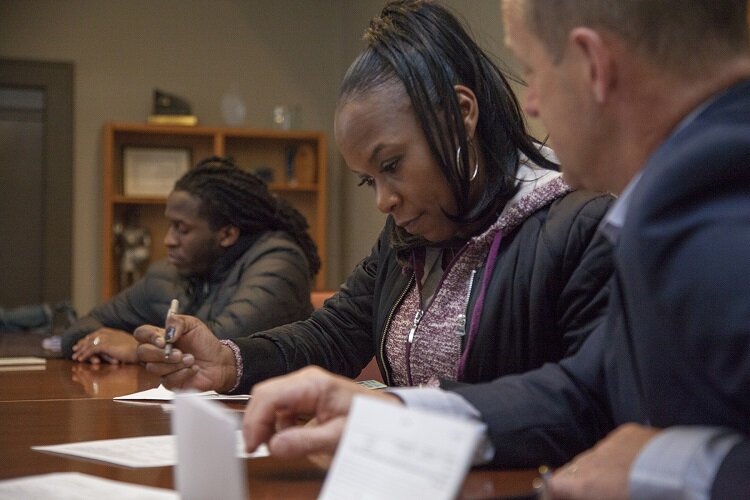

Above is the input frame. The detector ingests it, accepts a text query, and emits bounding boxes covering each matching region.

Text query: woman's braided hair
[174,156,320,277]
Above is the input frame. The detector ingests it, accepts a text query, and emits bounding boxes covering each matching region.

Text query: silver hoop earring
[468,141,479,181]
[456,144,479,181]
[469,159,479,181]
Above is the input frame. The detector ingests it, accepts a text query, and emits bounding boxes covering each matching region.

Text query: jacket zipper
[405,308,424,386]
[454,268,477,341]
[379,275,414,387]
[381,247,474,386]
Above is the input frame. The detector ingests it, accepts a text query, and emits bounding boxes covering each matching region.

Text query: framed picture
[123,147,190,196]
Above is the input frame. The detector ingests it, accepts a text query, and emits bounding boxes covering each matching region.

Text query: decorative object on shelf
[273,104,300,130]
[113,222,151,289]
[123,147,190,197]
[147,89,197,126]
[284,147,298,185]
[253,166,274,185]
[220,83,247,126]
[293,144,316,184]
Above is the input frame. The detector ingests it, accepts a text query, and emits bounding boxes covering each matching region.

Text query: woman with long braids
[64,156,319,364]
[136,0,614,394]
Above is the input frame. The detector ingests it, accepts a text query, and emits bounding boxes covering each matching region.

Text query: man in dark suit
[137,0,750,497]
[471,1,750,497]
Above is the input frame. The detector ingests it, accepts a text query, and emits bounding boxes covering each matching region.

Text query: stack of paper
[0,356,46,372]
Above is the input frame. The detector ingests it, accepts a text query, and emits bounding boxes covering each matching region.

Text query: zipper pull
[455,314,466,336]
[456,268,477,337]
[407,309,423,343]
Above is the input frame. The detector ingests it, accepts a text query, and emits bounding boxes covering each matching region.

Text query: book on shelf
[147,114,198,126]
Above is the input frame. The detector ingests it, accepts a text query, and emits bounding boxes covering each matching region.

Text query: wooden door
[0,60,72,307]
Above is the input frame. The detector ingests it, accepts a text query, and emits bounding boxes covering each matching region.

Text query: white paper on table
[0,356,46,366]
[32,431,268,468]
[0,364,46,372]
[113,384,250,401]
[0,472,178,500]
[173,393,248,500]
[319,395,485,500]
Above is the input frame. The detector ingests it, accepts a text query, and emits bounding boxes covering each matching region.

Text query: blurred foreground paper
[319,395,484,500]
[0,472,177,499]
[173,392,248,500]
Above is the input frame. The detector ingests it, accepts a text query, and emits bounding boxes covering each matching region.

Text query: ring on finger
[92,336,101,347]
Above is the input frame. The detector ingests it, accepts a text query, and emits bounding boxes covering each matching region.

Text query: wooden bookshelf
[101,122,327,298]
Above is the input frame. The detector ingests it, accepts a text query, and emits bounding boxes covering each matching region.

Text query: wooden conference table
[0,331,539,499]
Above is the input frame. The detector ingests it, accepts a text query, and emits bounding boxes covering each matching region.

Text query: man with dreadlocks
[62,156,320,364]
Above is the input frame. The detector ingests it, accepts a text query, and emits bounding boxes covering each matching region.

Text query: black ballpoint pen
[164,299,179,358]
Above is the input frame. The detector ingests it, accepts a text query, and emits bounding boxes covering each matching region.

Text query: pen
[533,465,552,500]
[164,299,179,359]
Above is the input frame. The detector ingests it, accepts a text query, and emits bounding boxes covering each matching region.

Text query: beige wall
[0,0,535,313]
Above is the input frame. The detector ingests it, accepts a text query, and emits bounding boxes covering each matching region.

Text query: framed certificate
[122,147,190,197]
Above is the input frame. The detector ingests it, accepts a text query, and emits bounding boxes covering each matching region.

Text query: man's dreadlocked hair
[174,156,320,277]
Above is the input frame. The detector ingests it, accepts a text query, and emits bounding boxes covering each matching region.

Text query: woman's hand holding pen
[133,314,238,392]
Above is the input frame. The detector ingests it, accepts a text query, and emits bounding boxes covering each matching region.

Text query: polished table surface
[0,332,539,498]
[0,330,161,401]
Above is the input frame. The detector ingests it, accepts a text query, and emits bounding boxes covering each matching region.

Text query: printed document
[319,395,484,500]
[32,431,267,468]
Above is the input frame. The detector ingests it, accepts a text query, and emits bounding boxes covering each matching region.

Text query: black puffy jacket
[62,231,313,358]
[231,189,614,392]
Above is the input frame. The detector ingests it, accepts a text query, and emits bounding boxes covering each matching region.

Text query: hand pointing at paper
[243,366,402,458]
[134,314,238,393]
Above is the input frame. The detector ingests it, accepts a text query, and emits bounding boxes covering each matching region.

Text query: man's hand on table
[546,423,660,499]
[72,328,139,364]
